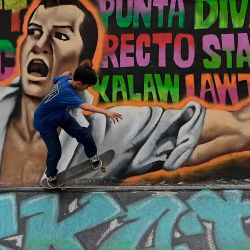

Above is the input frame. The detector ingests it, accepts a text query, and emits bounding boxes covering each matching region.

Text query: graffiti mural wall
[0,190,250,249]
[1,0,250,186]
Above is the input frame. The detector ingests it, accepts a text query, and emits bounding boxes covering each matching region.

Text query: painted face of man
[20,5,85,98]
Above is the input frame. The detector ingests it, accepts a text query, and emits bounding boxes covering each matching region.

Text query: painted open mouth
[27,59,48,77]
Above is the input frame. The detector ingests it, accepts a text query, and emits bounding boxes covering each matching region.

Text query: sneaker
[46,176,58,188]
[89,155,102,170]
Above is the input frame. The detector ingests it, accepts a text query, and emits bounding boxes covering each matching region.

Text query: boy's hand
[61,71,72,76]
[80,104,122,123]
[106,111,123,123]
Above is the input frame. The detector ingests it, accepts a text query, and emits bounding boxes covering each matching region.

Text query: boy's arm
[80,103,122,123]
[60,71,72,76]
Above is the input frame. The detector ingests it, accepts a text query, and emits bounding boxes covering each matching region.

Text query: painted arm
[84,102,205,180]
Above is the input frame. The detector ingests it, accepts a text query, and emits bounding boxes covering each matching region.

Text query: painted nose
[32,34,51,54]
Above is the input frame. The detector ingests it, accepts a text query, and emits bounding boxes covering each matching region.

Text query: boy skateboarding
[34,61,122,188]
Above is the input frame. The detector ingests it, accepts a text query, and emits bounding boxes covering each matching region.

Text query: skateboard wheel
[61,186,67,191]
[101,167,106,173]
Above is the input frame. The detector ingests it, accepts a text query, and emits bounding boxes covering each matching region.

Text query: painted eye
[54,32,69,41]
[28,29,42,37]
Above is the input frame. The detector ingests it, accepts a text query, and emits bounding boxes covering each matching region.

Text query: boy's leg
[61,116,97,158]
[39,130,61,177]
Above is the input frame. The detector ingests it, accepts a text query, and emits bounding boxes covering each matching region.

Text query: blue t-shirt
[34,75,84,133]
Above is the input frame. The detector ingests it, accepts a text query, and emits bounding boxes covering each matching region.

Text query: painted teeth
[30,72,43,77]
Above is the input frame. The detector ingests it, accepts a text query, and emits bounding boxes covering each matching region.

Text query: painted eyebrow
[53,25,74,32]
[28,23,42,29]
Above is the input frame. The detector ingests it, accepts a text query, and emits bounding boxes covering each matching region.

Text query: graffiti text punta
[98,0,185,29]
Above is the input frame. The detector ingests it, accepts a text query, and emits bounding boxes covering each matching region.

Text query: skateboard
[41,149,115,190]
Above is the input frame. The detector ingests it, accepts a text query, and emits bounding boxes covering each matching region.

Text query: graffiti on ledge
[0,190,250,249]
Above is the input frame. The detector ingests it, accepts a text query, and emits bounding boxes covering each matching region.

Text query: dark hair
[73,60,97,85]
[29,0,98,61]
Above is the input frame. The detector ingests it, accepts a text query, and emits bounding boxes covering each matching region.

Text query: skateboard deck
[41,149,115,190]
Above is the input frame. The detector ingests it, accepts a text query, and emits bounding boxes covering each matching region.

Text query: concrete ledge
[1,183,250,192]
[0,186,250,249]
